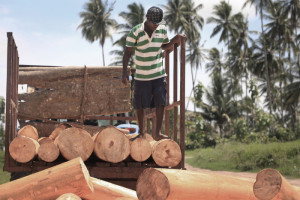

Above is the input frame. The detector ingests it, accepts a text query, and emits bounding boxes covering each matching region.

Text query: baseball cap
[146,6,165,25]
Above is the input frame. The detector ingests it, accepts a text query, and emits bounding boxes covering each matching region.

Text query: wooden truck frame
[4,32,186,189]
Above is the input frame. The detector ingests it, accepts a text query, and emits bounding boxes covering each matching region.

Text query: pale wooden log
[117,127,130,134]
[253,168,300,200]
[145,133,154,142]
[55,127,94,161]
[56,193,81,200]
[82,177,138,200]
[18,125,39,140]
[49,123,71,140]
[0,157,93,200]
[38,137,60,162]
[130,138,152,162]
[136,168,257,200]
[150,139,182,167]
[9,135,40,163]
[93,126,130,163]
[125,133,138,140]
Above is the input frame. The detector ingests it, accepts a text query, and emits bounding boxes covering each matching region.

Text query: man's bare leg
[153,106,169,140]
[131,108,146,141]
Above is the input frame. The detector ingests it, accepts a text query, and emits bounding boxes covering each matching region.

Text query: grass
[0,150,11,184]
[185,140,300,179]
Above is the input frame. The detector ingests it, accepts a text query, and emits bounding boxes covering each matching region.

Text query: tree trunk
[9,135,40,163]
[136,168,257,200]
[49,123,71,140]
[0,157,93,200]
[38,137,60,162]
[82,177,138,200]
[253,168,300,200]
[150,139,181,167]
[93,126,130,163]
[56,193,82,200]
[130,138,152,162]
[18,125,39,140]
[54,127,94,161]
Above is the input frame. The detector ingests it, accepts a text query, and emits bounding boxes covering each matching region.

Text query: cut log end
[38,138,60,162]
[253,168,282,200]
[136,168,170,200]
[130,138,151,162]
[18,125,39,140]
[151,139,182,167]
[56,193,82,200]
[9,136,39,163]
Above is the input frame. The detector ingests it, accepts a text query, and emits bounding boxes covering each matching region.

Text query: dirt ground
[185,163,300,187]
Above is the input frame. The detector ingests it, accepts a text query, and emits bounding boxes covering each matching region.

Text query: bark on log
[93,126,130,163]
[253,168,300,200]
[9,135,40,163]
[0,157,93,200]
[56,193,82,200]
[82,177,138,200]
[18,125,39,140]
[130,138,152,162]
[136,168,257,200]
[55,127,94,161]
[38,137,60,162]
[49,123,71,140]
[151,139,182,167]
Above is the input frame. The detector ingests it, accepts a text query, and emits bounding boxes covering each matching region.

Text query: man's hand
[122,73,129,85]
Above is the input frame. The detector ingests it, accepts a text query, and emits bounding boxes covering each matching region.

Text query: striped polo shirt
[126,22,169,81]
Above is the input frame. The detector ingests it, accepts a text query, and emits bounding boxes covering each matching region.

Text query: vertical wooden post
[164,52,170,136]
[173,45,178,142]
[180,37,186,169]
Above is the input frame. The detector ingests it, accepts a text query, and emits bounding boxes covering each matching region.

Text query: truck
[4,32,187,189]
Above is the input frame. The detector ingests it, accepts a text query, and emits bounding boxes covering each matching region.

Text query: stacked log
[55,127,94,161]
[9,125,40,163]
[38,137,60,162]
[0,157,93,200]
[56,193,82,200]
[130,138,152,162]
[18,66,131,119]
[136,168,257,200]
[150,139,182,167]
[93,126,131,163]
[253,168,300,200]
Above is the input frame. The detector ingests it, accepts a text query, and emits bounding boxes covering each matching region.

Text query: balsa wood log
[38,137,60,162]
[93,126,130,163]
[55,127,94,161]
[117,127,130,134]
[136,168,257,200]
[18,125,39,140]
[82,177,138,200]
[49,123,71,140]
[130,138,152,162]
[56,193,81,200]
[0,157,93,200]
[253,168,300,200]
[151,139,182,167]
[9,135,40,163]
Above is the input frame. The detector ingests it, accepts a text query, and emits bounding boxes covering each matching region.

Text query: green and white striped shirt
[126,22,169,81]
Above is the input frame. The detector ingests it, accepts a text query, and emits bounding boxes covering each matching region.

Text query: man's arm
[161,34,187,51]
[122,46,133,85]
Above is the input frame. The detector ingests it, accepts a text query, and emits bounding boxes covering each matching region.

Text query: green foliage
[186,114,218,149]
[186,140,300,178]
[0,150,10,184]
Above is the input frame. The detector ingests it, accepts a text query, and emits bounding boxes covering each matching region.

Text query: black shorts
[133,77,166,109]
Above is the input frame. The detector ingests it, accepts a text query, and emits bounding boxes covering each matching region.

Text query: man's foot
[130,133,146,141]
[153,133,170,141]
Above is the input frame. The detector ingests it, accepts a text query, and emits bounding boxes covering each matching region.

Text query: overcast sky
[0,0,258,110]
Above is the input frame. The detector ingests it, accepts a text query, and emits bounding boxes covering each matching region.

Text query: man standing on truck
[122,6,186,140]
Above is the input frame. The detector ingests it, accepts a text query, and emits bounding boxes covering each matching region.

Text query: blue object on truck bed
[117,124,139,134]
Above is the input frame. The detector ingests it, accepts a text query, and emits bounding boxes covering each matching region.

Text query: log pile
[9,124,182,167]
[18,66,131,120]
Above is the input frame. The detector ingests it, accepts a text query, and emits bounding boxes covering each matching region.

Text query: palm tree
[163,0,187,33]
[243,0,273,114]
[206,48,224,76]
[200,72,238,138]
[109,3,145,66]
[78,0,117,66]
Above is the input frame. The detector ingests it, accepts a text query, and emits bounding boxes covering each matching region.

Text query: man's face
[146,19,159,31]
